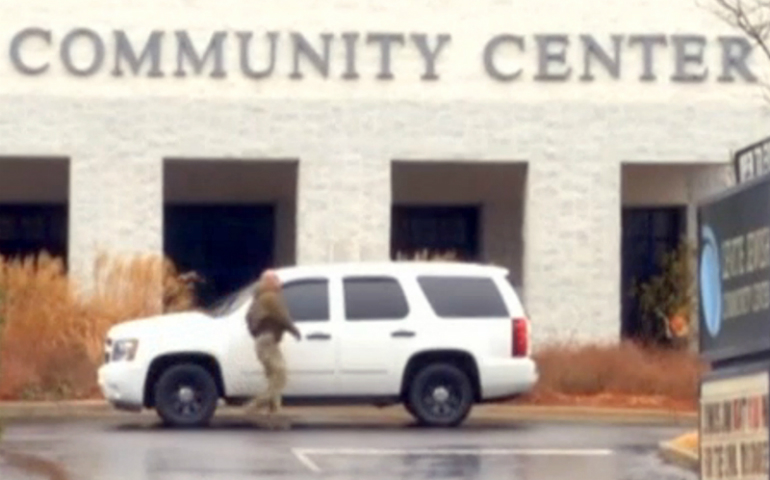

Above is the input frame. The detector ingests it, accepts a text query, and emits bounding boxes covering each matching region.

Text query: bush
[629,237,697,348]
[522,340,707,409]
[0,251,199,400]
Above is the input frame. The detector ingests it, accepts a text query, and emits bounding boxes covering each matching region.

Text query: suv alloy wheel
[154,363,219,428]
[406,363,474,427]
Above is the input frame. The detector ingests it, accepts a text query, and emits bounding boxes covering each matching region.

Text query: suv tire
[154,363,219,428]
[405,363,474,427]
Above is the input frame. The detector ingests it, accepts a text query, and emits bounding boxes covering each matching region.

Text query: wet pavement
[0,416,697,480]
[0,454,33,480]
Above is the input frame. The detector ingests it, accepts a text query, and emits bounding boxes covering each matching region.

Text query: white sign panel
[735,137,770,185]
[701,371,770,480]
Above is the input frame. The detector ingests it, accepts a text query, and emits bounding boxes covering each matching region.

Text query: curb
[659,439,699,473]
[0,400,698,426]
[480,404,697,425]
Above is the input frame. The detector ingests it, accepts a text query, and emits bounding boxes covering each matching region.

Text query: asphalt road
[0,416,697,480]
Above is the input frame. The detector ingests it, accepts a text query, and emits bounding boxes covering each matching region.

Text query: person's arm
[263,293,302,341]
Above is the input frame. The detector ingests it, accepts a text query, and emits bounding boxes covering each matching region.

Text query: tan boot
[244,394,270,415]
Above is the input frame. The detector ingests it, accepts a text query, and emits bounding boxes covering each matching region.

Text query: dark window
[391,206,480,261]
[343,276,409,320]
[283,279,330,322]
[418,276,509,318]
[164,204,275,307]
[0,204,68,261]
[621,206,686,341]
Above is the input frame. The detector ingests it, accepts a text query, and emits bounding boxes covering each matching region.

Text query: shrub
[629,237,697,348]
[0,251,200,400]
[523,340,707,409]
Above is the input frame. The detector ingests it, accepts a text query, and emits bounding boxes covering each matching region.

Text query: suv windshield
[206,281,256,317]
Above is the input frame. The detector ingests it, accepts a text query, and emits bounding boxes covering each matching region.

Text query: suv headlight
[111,339,139,362]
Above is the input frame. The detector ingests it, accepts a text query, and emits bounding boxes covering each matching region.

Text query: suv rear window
[343,276,409,320]
[417,275,509,318]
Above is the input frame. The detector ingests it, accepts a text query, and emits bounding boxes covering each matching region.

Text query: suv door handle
[391,330,416,338]
[306,332,331,341]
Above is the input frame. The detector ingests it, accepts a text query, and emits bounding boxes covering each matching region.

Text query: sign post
[698,164,770,479]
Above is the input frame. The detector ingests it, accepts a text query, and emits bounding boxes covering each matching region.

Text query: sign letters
[3,28,760,83]
[700,371,770,480]
[734,137,770,185]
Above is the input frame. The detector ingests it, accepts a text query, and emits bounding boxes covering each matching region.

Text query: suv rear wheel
[154,363,219,428]
[405,363,474,427]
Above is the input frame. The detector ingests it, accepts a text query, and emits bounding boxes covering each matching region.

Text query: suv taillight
[512,317,529,357]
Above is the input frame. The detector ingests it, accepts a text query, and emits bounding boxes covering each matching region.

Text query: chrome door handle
[307,332,332,340]
[391,330,415,338]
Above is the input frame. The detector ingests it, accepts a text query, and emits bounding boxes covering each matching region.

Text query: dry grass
[0,251,198,400]
[520,340,707,410]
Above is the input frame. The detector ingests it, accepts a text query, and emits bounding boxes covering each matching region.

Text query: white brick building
[0,0,768,344]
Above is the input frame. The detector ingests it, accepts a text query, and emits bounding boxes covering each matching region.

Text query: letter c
[483,34,524,82]
[10,27,51,75]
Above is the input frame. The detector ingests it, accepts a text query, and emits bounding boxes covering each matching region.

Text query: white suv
[97,262,538,428]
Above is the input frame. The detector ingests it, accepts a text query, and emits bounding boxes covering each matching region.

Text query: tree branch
[707,0,770,101]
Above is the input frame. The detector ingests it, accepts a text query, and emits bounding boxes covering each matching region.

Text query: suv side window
[282,278,330,322]
[417,276,509,318]
[343,276,409,321]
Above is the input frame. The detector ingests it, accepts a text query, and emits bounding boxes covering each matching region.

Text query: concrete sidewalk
[659,431,698,473]
[0,400,698,426]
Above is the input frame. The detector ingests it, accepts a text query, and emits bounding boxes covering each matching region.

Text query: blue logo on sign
[700,225,723,338]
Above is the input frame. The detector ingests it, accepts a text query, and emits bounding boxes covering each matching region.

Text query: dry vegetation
[0,250,706,409]
[518,340,707,410]
[0,252,198,400]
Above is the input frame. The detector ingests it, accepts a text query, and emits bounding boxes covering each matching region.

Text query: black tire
[153,363,219,428]
[405,363,474,427]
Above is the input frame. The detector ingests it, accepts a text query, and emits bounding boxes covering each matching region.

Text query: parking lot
[0,415,697,480]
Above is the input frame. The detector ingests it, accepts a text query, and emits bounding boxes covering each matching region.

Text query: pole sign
[734,137,770,185]
[699,139,770,480]
[700,367,770,480]
[697,174,770,362]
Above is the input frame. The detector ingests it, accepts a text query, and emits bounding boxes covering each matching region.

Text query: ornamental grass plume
[0,251,200,401]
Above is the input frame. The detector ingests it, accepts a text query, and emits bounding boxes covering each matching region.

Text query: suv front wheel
[153,363,219,428]
[405,363,474,427]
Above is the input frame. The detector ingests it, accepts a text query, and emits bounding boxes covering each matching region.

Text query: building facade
[0,0,767,344]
